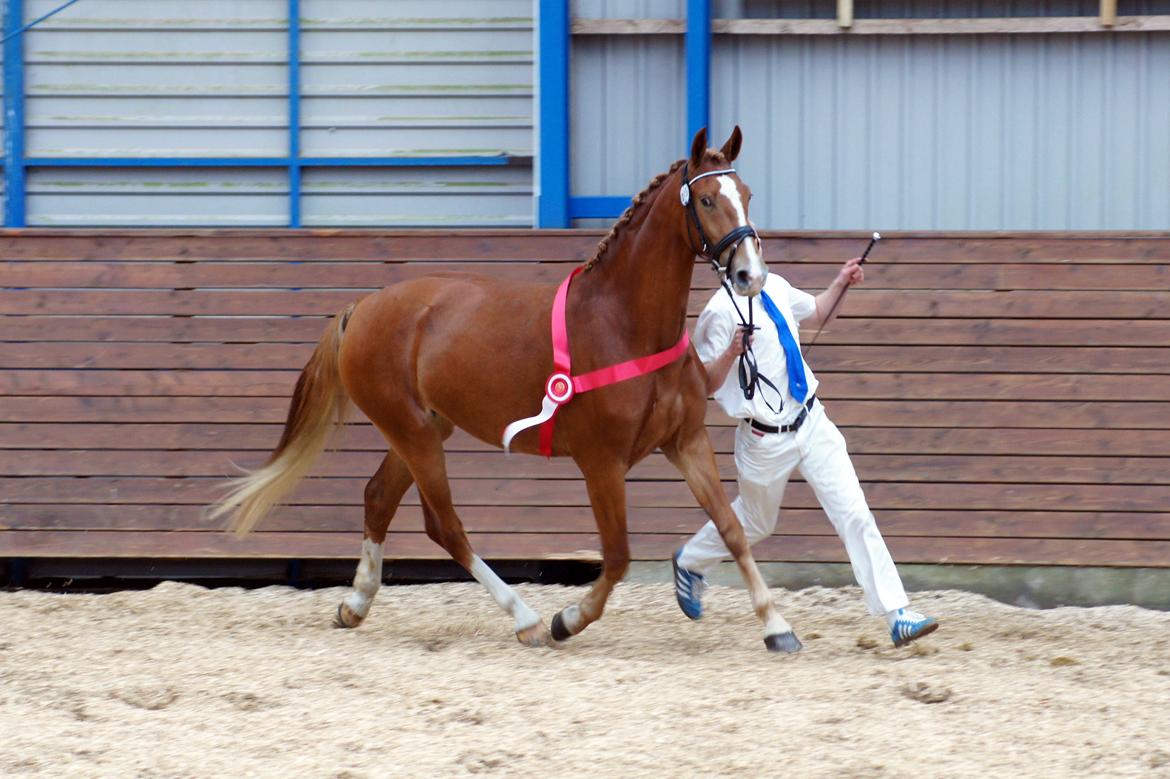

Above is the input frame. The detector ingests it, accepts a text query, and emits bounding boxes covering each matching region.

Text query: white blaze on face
[716,175,766,287]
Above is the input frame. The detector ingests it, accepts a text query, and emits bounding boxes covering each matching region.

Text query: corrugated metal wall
[10,2,1170,229]
[570,1,1170,230]
[19,0,533,226]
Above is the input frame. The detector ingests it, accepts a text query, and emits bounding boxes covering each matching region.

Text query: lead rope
[714,268,782,414]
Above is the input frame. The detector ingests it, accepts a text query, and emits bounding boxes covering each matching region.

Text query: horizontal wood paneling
[2,230,1168,567]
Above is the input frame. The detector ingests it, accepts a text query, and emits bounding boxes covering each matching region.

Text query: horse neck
[575,182,696,353]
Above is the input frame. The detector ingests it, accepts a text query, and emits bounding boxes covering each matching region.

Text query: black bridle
[680,163,781,412]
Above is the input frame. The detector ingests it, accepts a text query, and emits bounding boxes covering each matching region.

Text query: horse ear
[720,125,743,162]
[689,127,708,168]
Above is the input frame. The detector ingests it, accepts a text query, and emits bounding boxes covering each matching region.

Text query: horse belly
[410,282,554,449]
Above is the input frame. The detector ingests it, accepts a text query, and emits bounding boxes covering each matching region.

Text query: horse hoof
[550,610,574,642]
[515,621,552,648]
[764,631,803,654]
[333,603,363,629]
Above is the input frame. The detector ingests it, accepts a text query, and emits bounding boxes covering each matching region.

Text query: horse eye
[700,196,713,208]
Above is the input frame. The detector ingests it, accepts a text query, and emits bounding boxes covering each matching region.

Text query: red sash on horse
[501,266,691,456]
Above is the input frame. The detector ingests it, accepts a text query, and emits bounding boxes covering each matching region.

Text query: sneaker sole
[893,619,940,648]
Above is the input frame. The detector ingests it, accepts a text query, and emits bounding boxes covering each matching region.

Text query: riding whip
[801,232,880,358]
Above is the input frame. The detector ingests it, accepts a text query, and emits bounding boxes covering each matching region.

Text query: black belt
[749,396,817,435]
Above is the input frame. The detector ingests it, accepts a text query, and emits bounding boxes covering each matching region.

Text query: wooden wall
[2,230,1169,568]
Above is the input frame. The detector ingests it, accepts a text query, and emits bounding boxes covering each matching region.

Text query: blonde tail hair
[210,305,354,536]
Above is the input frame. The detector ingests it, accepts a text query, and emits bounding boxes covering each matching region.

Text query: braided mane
[583,151,728,271]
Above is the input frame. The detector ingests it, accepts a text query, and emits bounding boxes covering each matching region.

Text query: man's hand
[725,325,754,358]
[809,257,866,330]
[836,256,865,288]
[703,326,754,395]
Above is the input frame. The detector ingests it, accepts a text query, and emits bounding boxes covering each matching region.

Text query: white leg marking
[470,555,540,632]
[343,539,383,619]
[763,610,794,638]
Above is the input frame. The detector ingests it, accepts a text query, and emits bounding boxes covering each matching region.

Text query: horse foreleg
[335,450,414,628]
[662,429,801,653]
[550,461,629,642]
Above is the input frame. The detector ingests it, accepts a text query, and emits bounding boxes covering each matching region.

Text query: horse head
[680,126,767,297]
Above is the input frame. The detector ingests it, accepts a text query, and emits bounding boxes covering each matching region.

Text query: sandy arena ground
[1,581,1167,778]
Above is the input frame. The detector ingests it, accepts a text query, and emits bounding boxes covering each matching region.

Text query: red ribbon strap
[526,268,690,456]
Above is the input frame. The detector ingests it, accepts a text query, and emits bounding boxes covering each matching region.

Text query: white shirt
[694,273,820,425]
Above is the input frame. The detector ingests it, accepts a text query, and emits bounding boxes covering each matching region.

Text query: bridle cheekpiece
[680,162,760,277]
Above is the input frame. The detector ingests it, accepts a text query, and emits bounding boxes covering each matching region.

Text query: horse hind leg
[383,414,550,646]
[334,450,414,629]
[417,497,545,646]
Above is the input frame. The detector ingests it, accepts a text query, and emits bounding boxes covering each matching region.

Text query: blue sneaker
[672,549,706,620]
[890,608,939,647]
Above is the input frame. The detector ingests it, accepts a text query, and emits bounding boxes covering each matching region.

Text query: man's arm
[802,256,866,330]
[702,326,753,395]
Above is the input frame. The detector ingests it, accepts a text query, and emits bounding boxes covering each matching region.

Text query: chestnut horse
[211,127,800,652]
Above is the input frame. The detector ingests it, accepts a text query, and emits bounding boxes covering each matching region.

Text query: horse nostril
[735,268,751,287]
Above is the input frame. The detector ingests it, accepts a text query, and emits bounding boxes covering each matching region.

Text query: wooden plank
[764,236,1170,263]
[2,529,1167,567]
[9,396,1170,431]
[7,316,1170,347]
[7,262,1170,293]
[762,290,1170,320]
[0,370,300,396]
[2,232,1168,263]
[2,423,1168,456]
[8,504,1169,541]
[0,231,605,262]
[9,342,1170,374]
[0,290,363,316]
[0,260,583,290]
[0,316,333,344]
[6,449,1170,487]
[6,476,1170,513]
[818,318,1170,347]
[11,369,1169,402]
[7,288,1170,318]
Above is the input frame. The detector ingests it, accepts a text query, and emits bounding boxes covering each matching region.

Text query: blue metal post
[537,0,569,228]
[287,0,301,227]
[685,0,711,144]
[3,0,27,226]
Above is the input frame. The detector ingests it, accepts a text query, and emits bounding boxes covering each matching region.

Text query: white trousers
[677,402,908,616]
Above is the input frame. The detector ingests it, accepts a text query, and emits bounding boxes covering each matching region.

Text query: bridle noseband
[680,162,760,278]
[680,163,780,412]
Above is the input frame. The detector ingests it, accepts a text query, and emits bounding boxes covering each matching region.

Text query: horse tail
[210,304,355,536]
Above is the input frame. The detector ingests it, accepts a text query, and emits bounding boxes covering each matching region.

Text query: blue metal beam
[568,196,631,220]
[537,0,569,228]
[3,0,27,226]
[685,0,711,144]
[24,156,516,167]
[287,0,301,227]
[0,0,78,45]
